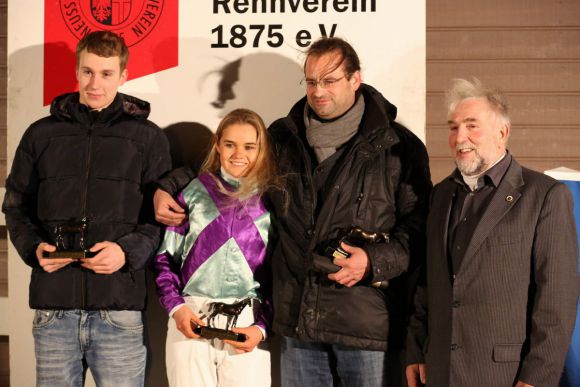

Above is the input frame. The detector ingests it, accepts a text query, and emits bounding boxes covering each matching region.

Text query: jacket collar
[446,153,523,193]
[50,92,151,125]
[450,152,512,191]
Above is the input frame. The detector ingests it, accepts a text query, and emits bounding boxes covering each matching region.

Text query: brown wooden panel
[0,0,6,311]
[0,0,10,380]
[428,30,580,60]
[428,158,456,184]
[428,0,580,28]
[0,43,5,64]
[427,95,580,126]
[0,28,8,381]
[427,126,580,158]
[513,158,580,174]
[0,5,5,33]
[0,226,5,293]
[428,61,580,93]
[0,336,8,387]
[1,0,5,192]
[0,130,5,160]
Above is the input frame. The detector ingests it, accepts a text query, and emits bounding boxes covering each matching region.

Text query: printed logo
[59,0,164,46]
[91,0,130,25]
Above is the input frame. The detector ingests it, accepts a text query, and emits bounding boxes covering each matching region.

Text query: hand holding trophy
[312,225,390,288]
[313,225,389,272]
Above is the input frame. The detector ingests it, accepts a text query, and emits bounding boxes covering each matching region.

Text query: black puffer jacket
[2,92,171,310]
[266,84,431,350]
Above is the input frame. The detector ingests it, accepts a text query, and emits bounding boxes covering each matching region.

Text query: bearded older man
[405,78,579,387]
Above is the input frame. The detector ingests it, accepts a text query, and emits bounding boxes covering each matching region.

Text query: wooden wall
[427,0,580,183]
[0,0,7,298]
[0,1,8,385]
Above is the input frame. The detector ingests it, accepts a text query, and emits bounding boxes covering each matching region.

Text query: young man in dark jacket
[2,31,171,386]
[153,37,431,386]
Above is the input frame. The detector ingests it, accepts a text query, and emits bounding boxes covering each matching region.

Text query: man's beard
[455,150,485,176]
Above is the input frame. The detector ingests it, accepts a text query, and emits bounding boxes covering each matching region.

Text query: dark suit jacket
[407,157,579,386]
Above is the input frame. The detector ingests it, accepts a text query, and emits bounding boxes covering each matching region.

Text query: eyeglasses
[301,76,346,89]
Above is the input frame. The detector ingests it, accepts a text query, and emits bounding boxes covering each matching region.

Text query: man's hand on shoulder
[81,241,125,274]
[327,242,370,287]
[515,381,534,387]
[154,188,187,227]
[36,242,74,273]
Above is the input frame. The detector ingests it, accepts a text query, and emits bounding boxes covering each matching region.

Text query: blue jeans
[281,336,386,387]
[33,309,146,387]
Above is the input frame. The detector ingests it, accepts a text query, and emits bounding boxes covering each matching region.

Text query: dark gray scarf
[304,95,365,162]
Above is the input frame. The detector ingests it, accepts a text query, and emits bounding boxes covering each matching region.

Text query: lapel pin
[506,195,514,202]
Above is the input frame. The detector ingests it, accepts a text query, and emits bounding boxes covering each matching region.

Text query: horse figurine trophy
[192,298,252,342]
[42,218,96,259]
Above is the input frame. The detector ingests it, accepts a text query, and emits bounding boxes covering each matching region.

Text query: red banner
[44,0,178,106]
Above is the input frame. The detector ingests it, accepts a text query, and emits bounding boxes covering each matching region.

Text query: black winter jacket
[266,84,431,350]
[2,92,171,310]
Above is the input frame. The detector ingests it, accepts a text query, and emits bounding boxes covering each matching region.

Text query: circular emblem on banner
[59,0,164,46]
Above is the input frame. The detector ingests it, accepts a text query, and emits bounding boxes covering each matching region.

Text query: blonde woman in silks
[154,109,277,387]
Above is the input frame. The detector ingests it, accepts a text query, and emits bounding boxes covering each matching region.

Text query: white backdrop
[6,1,425,385]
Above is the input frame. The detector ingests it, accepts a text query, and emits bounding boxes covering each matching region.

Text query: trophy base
[192,325,247,342]
[42,250,96,259]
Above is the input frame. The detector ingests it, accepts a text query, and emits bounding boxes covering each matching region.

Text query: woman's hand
[223,326,264,354]
[172,305,204,339]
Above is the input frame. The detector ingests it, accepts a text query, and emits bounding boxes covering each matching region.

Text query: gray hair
[446,78,511,127]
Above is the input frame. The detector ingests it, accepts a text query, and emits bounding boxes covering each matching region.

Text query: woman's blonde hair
[200,108,277,199]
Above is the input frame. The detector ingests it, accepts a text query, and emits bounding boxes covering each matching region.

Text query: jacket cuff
[365,243,404,283]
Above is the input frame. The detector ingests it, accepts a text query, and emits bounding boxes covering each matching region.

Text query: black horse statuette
[207,298,253,331]
[192,298,253,342]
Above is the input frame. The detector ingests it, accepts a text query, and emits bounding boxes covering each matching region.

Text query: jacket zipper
[81,126,93,222]
[80,125,93,310]
[286,129,318,337]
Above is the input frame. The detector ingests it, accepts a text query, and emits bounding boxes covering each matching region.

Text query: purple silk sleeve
[154,251,185,314]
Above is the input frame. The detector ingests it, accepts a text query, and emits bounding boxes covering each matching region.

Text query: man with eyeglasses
[267,36,432,387]
[153,37,431,386]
